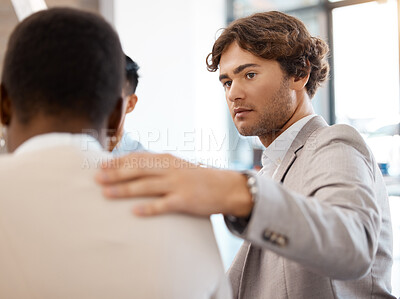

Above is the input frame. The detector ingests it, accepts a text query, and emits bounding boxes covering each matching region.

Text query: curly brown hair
[206,11,329,98]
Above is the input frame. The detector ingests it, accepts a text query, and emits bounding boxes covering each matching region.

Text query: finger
[101,152,154,168]
[96,153,178,184]
[96,165,164,185]
[102,177,171,199]
[132,197,174,217]
[101,152,173,170]
[101,153,198,172]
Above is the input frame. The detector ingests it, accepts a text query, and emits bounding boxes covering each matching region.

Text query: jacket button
[262,229,273,241]
[276,235,288,247]
[262,229,288,247]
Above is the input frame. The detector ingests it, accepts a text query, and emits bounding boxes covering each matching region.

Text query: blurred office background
[0,0,399,296]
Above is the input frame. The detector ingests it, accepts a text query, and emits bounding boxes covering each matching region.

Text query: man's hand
[96,152,254,217]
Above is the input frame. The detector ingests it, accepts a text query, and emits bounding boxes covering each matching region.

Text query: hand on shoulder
[96,152,253,217]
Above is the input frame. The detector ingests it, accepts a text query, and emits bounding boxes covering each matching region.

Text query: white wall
[103,0,241,269]
[110,0,227,166]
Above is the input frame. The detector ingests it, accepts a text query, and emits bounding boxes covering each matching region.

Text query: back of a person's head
[1,8,124,127]
[124,55,140,95]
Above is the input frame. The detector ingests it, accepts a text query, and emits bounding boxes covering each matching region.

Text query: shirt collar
[14,133,103,155]
[262,114,316,168]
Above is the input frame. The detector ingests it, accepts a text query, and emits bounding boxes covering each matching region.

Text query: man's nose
[227,81,245,102]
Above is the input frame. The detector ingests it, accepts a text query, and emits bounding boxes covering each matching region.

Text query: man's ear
[290,73,310,91]
[106,96,124,134]
[0,83,12,126]
[125,94,138,114]
[289,61,310,91]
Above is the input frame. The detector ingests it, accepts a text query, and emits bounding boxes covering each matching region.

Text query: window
[332,0,399,131]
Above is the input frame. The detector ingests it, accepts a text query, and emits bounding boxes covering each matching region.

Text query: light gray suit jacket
[226,116,395,298]
[0,134,231,299]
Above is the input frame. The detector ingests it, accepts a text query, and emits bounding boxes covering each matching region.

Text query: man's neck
[6,118,107,152]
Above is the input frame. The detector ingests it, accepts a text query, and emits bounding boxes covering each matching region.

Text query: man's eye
[223,81,232,88]
[246,72,256,79]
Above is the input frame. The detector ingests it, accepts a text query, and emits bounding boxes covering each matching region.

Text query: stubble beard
[237,77,294,139]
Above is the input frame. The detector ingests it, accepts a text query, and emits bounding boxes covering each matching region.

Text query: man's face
[219,42,297,140]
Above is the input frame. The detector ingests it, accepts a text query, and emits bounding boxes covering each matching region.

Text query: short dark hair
[1,8,124,126]
[124,55,140,95]
[206,11,329,98]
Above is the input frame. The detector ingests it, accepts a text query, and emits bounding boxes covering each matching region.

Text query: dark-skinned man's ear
[106,96,124,152]
[106,96,124,136]
[125,94,138,114]
[0,84,12,126]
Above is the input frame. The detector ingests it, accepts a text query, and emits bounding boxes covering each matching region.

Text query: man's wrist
[227,171,257,218]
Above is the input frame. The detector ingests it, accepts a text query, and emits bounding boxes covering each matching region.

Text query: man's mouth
[234,107,253,118]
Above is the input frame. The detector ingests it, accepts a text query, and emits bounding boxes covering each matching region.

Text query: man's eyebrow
[219,74,229,81]
[219,63,261,81]
[233,63,260,74]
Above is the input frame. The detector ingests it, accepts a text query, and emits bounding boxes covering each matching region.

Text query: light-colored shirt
[112,132,146,156]
[259,114,316,178]
[15,133,102,154]
[0,133,231,299]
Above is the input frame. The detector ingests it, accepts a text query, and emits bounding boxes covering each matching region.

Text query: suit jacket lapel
[274,116,328,183]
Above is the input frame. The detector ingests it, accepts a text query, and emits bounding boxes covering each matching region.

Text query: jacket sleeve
[225,125,382,280]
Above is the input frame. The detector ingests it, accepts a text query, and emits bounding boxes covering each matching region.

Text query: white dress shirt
[259,114,316,178]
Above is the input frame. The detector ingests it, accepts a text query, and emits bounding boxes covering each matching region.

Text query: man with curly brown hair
[98,11,395,298]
